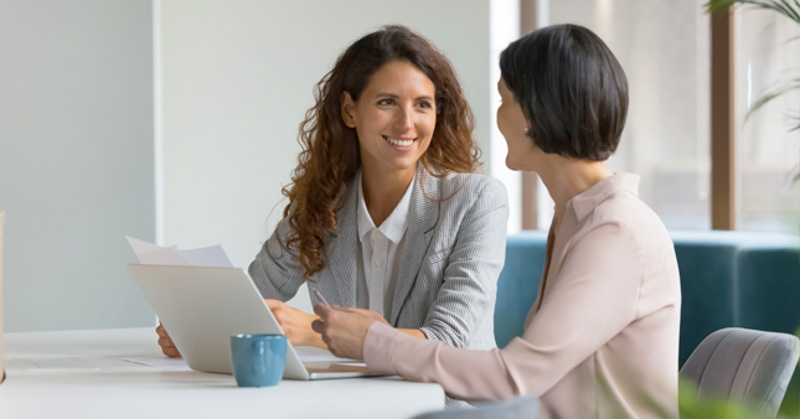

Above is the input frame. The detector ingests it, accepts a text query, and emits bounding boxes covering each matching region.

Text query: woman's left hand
[311,304,389,359]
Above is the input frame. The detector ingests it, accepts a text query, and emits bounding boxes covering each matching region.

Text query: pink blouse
[363,173,681,418]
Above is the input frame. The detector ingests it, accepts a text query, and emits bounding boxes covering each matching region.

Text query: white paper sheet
[12,358,100,371]
[126,236,233,267]
[118,356,190,369]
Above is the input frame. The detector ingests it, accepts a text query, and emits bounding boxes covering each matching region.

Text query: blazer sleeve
[364,219,642,402]
[247,212,306,301]
[417,178,509,348]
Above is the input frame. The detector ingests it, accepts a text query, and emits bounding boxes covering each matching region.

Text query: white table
[0,327,445,418]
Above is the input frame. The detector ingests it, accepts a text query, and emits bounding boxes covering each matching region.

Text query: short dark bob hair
[499,24,628,161]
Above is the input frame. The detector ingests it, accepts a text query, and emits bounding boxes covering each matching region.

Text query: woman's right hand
[265,299,324,349]
[155,322,181,358]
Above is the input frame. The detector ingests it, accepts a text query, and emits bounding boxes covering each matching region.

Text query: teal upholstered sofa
[494,230,800,410]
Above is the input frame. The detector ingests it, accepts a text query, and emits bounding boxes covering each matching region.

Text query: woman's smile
[383,135,416,150]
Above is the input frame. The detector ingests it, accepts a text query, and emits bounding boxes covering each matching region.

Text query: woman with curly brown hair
[155,25,508,364]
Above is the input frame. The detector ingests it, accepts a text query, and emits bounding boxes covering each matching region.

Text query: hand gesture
[311,304,388,359]
[155,322,181,358]
[265,299,320,347]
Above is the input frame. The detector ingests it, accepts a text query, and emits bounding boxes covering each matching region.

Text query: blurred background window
[735,6,800,233]
[531,0,713,231]
[496,0,800,234]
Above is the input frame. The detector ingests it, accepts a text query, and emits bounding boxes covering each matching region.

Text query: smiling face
[341,60,436,180]
[497,77,538,171]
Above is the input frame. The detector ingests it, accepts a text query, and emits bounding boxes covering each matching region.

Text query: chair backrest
[680,327,800,418]
[495,232,547,348]
[669,234,739,365]
[412,397,539,419]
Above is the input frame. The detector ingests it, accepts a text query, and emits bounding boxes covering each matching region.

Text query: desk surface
[0,327,445,418]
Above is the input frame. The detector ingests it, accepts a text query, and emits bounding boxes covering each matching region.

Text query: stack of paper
[126,236,233,268]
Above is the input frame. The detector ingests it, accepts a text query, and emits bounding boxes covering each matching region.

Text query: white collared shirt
[356,174,414,318]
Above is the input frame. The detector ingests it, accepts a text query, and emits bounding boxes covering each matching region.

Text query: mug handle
[253,340,266,374]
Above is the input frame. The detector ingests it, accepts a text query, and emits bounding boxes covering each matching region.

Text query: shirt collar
[357,173,415,244]
[569,173,641,222]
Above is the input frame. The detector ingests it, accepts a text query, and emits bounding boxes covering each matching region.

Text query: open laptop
[127,264,379,380]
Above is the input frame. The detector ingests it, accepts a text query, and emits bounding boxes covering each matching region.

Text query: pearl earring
[524,127,530,134]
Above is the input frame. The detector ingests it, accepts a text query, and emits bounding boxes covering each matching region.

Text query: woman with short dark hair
[499,24,628,161]
[313,24,681,418]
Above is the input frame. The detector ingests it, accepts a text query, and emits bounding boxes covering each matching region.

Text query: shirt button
[375,259,385,267]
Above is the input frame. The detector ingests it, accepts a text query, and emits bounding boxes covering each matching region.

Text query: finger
[163,346,181,358]
[156,325,170,338]
[265,299,283,310]
[158,336,175,348]
[311,319,325,333]
[313,302,331,317]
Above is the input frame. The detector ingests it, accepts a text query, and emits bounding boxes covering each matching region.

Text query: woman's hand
[155,322,181,358]
[265,299,321,348]
[311,304,389,359]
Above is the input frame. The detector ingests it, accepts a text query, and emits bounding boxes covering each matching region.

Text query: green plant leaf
[679,378,766,418]
[745,81,800,122]
[705,0,736,13]
[705,0,800,23]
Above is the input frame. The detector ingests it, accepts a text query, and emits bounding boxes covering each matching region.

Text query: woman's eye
[377,98,395,105]
[417,101,433,109]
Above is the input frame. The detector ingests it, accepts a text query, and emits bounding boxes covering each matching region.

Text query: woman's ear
[341,92,357,128]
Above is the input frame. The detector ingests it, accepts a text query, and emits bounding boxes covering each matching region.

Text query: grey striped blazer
[248,164,508,351]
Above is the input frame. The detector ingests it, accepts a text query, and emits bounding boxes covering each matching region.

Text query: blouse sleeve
[363,219,642,402]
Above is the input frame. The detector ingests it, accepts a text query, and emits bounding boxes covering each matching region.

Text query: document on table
[118,356,190,369]
[12,358,100,371]
[11,357,191,371]
[126,236,233,267]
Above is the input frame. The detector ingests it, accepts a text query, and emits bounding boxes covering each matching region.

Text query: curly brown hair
[283,25,481,280]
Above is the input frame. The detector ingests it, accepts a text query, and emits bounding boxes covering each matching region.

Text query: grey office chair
[680,327,800,418]
[412,397,539,419]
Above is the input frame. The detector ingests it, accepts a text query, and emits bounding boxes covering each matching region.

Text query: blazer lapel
[320,171,360,308]
[389,166,439,325]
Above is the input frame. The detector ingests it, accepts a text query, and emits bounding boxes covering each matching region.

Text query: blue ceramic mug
[230,334,287,387]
